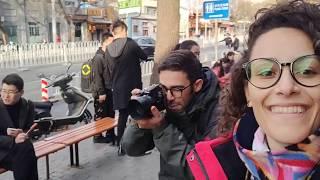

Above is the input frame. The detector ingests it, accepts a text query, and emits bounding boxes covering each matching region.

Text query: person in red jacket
[188,1,320,179]
[211,51,235,88]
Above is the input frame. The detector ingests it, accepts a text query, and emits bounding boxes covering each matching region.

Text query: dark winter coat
[122,67,221,180]
[92,47,113,97]
[0,98,35,161]
[232,37,239,51]
[107,37,147,110]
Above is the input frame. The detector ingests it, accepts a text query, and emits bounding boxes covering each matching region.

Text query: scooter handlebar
[45,74,74,88]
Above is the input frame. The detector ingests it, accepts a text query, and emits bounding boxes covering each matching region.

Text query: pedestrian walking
[232,34,239,51]
[106,20,147,155]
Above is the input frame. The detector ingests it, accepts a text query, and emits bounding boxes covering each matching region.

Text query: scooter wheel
[83,109,92,124]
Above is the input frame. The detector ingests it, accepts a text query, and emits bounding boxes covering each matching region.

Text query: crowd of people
[1,1,320,179]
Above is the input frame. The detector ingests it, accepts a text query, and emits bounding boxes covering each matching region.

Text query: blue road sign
[203,0,229,20]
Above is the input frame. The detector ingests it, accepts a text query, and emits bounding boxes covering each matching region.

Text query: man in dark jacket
[107,20,147,154]
[0,73,38,180]
[122,50,220,180]
[92,32,115,143]
[232,35,240,51]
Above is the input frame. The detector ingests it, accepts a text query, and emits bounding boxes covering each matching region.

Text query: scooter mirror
[66,62,72,74]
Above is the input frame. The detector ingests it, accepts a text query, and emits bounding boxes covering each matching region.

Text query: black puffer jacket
[92,47,113,97]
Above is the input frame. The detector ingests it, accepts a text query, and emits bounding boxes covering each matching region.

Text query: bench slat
[44,118,113,141]
[33,140,66,158]
[45,121,115,143]
[55,123,116,145]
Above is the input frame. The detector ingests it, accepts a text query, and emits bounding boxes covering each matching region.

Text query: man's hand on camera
[131,88,142,97]
[136,106,165,129]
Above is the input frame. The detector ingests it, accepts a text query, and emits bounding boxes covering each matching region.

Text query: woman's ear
[244,85,252,107]
[193,79,203,93]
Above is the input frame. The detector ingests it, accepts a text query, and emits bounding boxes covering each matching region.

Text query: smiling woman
[187,1,320,179]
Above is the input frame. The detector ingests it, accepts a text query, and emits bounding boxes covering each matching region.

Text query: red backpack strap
[187,133,232,180]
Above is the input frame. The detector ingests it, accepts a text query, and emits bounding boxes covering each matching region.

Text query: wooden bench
[0,117,117,179]
[44,117,117,167]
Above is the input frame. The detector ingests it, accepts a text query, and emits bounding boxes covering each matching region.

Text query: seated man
[0,73,38,180]
[122,50,220,179]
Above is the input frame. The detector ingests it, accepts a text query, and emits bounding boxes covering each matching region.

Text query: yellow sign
[82,64,91,76]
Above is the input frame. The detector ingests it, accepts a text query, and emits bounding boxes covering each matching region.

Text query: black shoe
[93,135,112,143]
[105,133,116,145]
[117,145,125,156]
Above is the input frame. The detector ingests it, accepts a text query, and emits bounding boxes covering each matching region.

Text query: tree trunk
[0,26,7,45]
[149,0,180,85]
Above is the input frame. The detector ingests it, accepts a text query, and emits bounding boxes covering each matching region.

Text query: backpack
[81,58,94,93]
[187,134,233,180]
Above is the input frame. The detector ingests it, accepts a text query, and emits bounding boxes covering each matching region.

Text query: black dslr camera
[128,84,165,120]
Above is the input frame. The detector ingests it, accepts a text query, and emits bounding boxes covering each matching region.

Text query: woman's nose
[275,68,300,96]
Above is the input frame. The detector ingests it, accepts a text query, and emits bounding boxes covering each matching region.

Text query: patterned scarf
[233,120,320,180]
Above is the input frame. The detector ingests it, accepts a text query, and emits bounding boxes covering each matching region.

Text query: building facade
[0,0,117,44]
[118,0,157,39]
[0,0,69,44]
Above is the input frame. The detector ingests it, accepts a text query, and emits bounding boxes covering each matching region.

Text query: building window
[133,25,138,33]
[153,26,156,33]
[5,26,17,36]
[142,22,148,26]
[64,1,75,7]
[29,22,40,36]
[146,7,156,16]
[4,26,17,43]
[143,29,148,36]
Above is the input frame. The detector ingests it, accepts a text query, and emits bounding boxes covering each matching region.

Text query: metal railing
[0,41,99,69]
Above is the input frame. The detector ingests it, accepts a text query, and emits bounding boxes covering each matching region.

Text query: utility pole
[24,0,29,43]
[52,0,56,43]
[195,0,199,36]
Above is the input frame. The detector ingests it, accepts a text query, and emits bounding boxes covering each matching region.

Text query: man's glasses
[159,83,193,98]
[0,89,19,95]
[242,54,320,89]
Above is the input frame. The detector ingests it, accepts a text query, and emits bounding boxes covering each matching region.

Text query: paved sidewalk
[1,138,160,180]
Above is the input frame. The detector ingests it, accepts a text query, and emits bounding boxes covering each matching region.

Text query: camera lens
[128,95,153,119]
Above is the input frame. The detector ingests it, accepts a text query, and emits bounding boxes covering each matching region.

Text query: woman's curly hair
[216,0,320,136]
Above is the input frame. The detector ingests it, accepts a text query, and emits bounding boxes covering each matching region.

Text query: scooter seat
[33,101,53,109]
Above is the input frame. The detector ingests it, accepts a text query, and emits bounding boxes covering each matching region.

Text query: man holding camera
[122,50,220,180]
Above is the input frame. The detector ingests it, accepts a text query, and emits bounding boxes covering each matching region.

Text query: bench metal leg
[69,145,74,166]
[46,155,50,179]
[75,143,79,167]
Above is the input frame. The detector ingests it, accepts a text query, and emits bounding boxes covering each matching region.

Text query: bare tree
[149,0,180,84]
[0,26,7,45]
